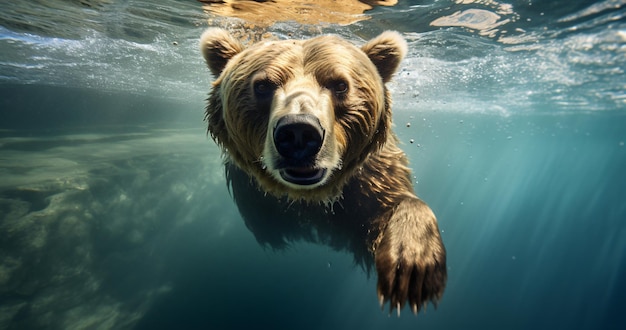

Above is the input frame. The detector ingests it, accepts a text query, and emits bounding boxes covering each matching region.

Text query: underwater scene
[1,0,625,329]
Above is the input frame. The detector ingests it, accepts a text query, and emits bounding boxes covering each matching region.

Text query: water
[1,0,625,329]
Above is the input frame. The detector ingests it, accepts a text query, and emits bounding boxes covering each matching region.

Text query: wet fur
[200,28,446,314]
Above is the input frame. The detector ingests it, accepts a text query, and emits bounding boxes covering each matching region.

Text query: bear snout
[273,114,325,162]
[272,114,328,186]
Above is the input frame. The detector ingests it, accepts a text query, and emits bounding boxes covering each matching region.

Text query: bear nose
[273,114,325,161]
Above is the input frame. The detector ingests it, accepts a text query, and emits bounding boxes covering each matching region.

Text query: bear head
[200,28,407,202]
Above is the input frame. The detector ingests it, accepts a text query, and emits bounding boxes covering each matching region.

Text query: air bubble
[259,156,267,170]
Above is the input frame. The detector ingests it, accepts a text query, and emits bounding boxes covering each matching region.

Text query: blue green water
[1,1,625,329]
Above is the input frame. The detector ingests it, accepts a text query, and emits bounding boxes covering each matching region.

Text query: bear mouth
[279,167,327,186]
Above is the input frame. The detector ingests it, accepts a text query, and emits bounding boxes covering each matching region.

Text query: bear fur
[200,28,446,314]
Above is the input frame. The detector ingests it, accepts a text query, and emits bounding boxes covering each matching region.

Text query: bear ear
[361,31,407,83]
[200,28,245,77]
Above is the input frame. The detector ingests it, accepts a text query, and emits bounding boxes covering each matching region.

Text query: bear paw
[374,198,447,316]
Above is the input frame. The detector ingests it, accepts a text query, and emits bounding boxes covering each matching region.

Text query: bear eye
[328,80,348,96]
[253,80,276,99]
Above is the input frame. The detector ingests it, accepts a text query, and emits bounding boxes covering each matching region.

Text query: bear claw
[374,198,447,316]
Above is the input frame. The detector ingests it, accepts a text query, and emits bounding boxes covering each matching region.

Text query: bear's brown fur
[200,28,446,315]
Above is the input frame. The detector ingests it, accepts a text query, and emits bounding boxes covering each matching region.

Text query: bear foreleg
[374,197,447,315]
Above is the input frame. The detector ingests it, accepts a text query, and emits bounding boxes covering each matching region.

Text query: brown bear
[199,28,446,315]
